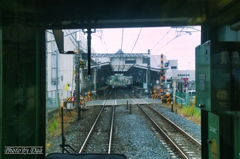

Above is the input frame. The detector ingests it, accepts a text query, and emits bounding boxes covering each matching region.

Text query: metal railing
[174,92,195,107]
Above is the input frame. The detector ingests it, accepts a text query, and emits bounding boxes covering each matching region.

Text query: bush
[48,120,58,134]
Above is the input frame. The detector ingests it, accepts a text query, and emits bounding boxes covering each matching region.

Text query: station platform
[86,98,160,106]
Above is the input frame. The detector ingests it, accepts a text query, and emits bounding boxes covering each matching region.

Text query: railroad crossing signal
[79,60,86,68]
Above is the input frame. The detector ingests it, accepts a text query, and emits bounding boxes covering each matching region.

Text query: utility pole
[94,65,97,98]
[147,49,151,98]
[76,32,81,120]
[56,50,59,109]
[160,54,165,94]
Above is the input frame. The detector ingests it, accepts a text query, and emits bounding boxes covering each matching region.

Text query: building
[46,33,196,105]
[46,30,93,111]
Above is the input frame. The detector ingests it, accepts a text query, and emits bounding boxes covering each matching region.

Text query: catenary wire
[131,28,142,53]
[153,33,191,54]
[99,29,108,53]
[121,28,124,51]
[151,27,172,51]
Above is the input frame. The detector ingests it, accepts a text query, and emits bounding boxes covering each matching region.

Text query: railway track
[57,87,200,158]
[125,90,201,159]
[139,105,201,158]
[78,90,116,154]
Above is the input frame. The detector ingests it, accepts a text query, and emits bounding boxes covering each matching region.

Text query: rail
[138,105,188,159]
[78,105,105,153]
[126,90,200,158]
[148,105,201,146]
[79,89,115,154]
[108,104,115,154]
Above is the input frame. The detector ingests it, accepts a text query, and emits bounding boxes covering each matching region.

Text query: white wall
[46,29,88,101]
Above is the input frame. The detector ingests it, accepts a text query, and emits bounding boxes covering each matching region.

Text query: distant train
[106,74,133,87]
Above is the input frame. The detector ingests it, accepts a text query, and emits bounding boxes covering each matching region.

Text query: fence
[174,92,195,107]
[47,89,62,112]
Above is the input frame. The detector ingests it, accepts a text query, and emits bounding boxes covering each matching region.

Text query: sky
[87,26,201,70]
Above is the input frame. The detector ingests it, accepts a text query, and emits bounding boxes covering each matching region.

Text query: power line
[131,28,142,53]
[152,26,198,54]
[100,30,108,53]
[151,27,172,51]
[153,34,180,54]
[121,28,124,50]
[153,33,191,54]
[65,30,78,47]
[96,29,108,53]
[65,30,87,51]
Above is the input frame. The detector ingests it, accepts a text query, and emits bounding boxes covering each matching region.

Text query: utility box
[64,101,74,110]
[195,41,231,111]
[208,112,233,159]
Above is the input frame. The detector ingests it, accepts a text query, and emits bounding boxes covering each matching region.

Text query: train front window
[45,27,201,158]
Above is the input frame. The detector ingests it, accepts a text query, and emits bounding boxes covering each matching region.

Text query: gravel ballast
[46,104,201,159]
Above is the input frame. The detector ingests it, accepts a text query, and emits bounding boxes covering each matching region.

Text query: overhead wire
[153,34,180,54]
[121,28,124,51]
[151,27,172,51]
[65,30,87,51]
[94,29,108,53]
[131,28,142,53]
[100,29,108,53]
[63,30,77,48]
[152,27,195,54]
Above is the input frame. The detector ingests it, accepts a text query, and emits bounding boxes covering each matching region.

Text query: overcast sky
[87,26,201,70]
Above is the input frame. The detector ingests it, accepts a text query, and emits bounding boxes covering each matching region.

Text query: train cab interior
[1,0,240,158]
